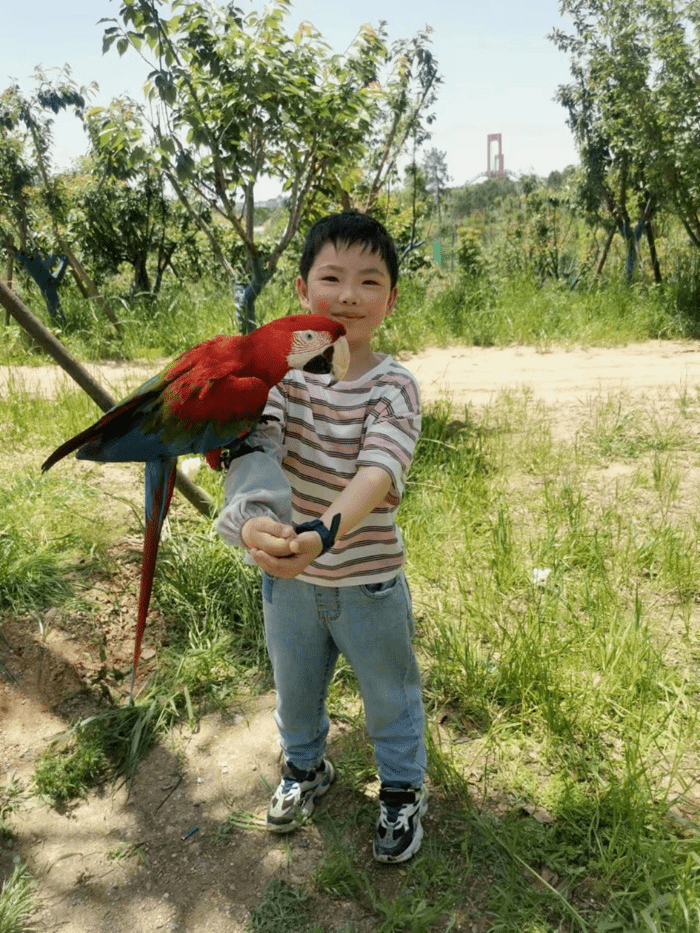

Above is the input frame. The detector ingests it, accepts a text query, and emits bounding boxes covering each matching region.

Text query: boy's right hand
[241,516,296,557]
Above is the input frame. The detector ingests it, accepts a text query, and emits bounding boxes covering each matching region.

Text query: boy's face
[296,242,398,354]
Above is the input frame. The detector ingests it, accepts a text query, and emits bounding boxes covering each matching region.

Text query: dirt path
[2,339,700,932]
[4,339,700,409]
[0,359,159,401]
[404,339,700,404]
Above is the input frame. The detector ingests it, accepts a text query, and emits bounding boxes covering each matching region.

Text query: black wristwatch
[293,513,341,554]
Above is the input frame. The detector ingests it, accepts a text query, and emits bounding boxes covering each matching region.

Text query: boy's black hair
[299,210,399,288]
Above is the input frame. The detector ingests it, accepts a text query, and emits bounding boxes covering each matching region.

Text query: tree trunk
[237,253,272,335]
[646,221,662,285]
[624,226,637,284]
[0,279,215,518]
[596,226,616,276]
[61,242,122,335]
[4,249,13,325]
[154,242,177,295]
[132,253,152,296]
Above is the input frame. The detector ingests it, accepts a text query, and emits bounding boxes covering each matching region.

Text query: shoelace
[380,799,413,831]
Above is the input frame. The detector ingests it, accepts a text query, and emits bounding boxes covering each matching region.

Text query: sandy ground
[403,339,700,407]
[2,340,700,409]
[2,339,700,932]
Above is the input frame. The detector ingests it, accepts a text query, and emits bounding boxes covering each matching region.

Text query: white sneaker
[373,785,428,863]
[266,759,335,833]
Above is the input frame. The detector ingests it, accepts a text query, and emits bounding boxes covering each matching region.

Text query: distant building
[487,134,504,178]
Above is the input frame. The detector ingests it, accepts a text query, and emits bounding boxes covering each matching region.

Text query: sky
[3,0,580,199]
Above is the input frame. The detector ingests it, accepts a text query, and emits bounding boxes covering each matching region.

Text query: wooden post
[0,278,216,518]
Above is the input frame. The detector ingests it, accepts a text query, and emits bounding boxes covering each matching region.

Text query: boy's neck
[344,345,382,382]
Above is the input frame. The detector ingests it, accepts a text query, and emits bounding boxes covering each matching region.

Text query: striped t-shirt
[263,353,421,586]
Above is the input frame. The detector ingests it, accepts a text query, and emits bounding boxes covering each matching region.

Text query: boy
[215,211,427,863]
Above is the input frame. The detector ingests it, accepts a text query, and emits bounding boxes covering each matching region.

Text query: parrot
[42,314,349,700]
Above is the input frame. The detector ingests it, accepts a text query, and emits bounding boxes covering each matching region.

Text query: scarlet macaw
[42,314,349,699]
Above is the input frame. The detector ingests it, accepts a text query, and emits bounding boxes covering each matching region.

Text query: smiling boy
[215,211,427,863]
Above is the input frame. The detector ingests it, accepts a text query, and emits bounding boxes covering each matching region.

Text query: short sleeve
[355,372,421,499]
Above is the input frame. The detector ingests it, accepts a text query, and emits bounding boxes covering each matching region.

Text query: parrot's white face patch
[290,329,331,356]
[288,331,349,383]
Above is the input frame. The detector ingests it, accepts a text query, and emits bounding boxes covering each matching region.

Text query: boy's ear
[385,285,399,317]
[296,276,311,310]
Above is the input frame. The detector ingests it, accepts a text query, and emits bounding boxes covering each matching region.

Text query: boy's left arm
[246,465,392,578]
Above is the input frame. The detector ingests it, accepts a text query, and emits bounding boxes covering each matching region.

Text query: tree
[451,176,518,223]
[353,28,441,214]
[421,148,450,220]
[0,68,120,328]
[67,99,200,298]
[100,0,441,331]
[0,70,89,320]
[551,0,700,283]
[551,0,657,282]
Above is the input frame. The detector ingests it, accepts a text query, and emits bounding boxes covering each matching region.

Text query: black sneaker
[266,759,335,833]
[373,785,428,863]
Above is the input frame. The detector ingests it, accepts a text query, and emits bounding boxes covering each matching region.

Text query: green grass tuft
[0,865,37,933]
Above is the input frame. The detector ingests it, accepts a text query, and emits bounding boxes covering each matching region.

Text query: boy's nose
[339,284,359,304]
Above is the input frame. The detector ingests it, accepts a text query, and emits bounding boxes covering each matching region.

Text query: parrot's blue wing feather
[76,420,253,462]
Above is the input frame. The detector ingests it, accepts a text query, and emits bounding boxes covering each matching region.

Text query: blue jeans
[262,571,426,788]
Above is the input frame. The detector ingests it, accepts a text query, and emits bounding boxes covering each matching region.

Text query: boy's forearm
[261,466,394,576]
[320,466,393,541]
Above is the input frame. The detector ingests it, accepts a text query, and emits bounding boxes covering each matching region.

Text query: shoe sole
[266,761,335,833]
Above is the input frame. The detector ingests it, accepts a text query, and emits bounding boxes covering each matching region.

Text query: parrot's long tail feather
[129,458,177,702]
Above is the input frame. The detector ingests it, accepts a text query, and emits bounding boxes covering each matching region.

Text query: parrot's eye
[303,331,315,342]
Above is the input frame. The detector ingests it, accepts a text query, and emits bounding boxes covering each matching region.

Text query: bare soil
[2,339,700,932]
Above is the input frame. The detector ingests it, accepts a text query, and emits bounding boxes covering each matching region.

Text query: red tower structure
[487,134,504,177]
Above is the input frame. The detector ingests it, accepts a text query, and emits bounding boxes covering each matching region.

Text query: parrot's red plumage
[42,315,349,700]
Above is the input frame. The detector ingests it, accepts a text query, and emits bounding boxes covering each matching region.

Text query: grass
[3,256,696,369]
[0,864,37,933]
[380,276,687,357]
[2,278,700,930]
[400,388,700,931]
[0,781,23,849]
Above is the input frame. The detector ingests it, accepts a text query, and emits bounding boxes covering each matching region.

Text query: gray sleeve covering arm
[214,450,292,548]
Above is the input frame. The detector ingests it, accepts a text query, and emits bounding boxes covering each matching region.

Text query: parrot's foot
[219,441,264,471]
[266,758,335,833]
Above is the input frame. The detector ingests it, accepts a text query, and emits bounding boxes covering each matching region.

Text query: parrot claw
[220,441,264,471]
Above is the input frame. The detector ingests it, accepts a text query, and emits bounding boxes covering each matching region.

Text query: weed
[246,879,313,933]
[106,842,149,868]
[32,702,161,804]
[0,780,24,845]
[33,729,107,804]
[0,864,37,933]
[155,524,266,678]
[216,809,267,839]
[580,395,681,461]
[313,834,367,900]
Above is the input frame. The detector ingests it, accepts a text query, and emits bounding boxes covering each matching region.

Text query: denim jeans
[262,571,426,788]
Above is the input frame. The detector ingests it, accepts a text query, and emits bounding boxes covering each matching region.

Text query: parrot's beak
[329,334,349,383]
[302,335,350,384]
